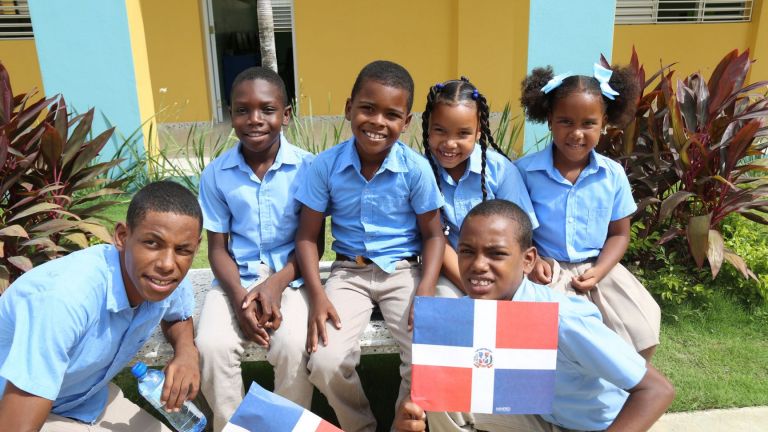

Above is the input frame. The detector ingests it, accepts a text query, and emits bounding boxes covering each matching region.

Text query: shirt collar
[511,277,535,301]
[220,134,297,170]
[105,245,131,313]
[526,142,604,178]
[467,144,482,174]
[338,138,408,173]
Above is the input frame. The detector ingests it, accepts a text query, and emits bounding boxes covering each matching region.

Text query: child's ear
[113,222,128,252]
[282,105,293,126]
[344,98,353,121]
[521,246,538,275]
[403,112,413,129]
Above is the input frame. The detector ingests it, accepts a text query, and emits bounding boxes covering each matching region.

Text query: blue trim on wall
[524,0,617,152]
[28,0,145,160]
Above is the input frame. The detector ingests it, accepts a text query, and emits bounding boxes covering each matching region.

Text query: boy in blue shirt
[295,60,446,432]
[0,181,203,431]
[395,200,674,432]
[195,67,315,431]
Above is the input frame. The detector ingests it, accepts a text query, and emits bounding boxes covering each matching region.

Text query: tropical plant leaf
[722,247,758,280]
[706,229,724,278]
[0,265,9,293]
[7,202,61,223]
[7,255,33,272]
[687,214,711,268]
[0,225,29,238]
[78,222,113,243]
[63,232,89,248]
[659,190,695,220]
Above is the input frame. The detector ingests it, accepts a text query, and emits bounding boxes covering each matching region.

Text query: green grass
[655,295,768,412]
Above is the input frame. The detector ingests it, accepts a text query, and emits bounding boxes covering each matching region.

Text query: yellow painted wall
[0,39,44,99]
[293,0,529,116]
[748,0,768,83]
[140,0,212,123]
[125,0,157,152]
[612,22,754,82]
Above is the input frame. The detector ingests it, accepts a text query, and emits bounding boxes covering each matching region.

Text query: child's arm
[571,216,630,292]
[295,205,340,352]
[607,363,675,432]
[0,383,52,430]
[440,245,465,293]
[410,209,446,330]
[160,318,200,411]
[208,230,270,345]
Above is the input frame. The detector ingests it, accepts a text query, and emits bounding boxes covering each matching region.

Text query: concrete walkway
[651,406,768,431]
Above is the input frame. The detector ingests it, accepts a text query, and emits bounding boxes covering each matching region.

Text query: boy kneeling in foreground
[0,181,203,431]
[396,199,674,432]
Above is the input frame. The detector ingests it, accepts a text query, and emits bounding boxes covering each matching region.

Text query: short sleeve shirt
[199,135,314,284]
[295,138,444,273]
[436,146,539,249]
[0,244,194,423]
[515,144,637,262]
[512,278,647,431]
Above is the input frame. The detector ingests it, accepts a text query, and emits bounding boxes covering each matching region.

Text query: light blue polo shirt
[199,135,314,285]
[515,143,637,263]
[0,244,194,423]
[296,138,444,273]
[512,278,647,431]
[435,146,539,249]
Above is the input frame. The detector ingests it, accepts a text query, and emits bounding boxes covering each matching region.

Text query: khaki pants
[42,383,171,431]
[427,411,583,432]
[307,260,421,432]
[196,264,312,432]
[434,275,465,299]
[548,259,661,352]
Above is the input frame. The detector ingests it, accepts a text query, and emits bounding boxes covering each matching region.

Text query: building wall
[0,39,44,98]
[140,0,212,123]
[293,0,530,116]
[612,22,755,81]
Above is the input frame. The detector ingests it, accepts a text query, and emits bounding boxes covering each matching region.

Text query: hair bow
[593,63,619,100]
[541,71,573,94]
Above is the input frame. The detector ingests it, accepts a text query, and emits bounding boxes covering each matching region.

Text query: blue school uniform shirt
[0,244,194,423]
[512,278,647,431]
[295,138,444,273]
[435,145,539,249]
[515,143,637,263]
[199,136,314,285]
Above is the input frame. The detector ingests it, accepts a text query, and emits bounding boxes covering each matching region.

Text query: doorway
[202,0,296,122]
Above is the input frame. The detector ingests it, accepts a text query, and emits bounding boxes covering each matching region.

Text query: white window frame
[0,0,32,39]
[616,0,753,24]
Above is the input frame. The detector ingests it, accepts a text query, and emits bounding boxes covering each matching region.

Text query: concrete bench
[135,263,398,366]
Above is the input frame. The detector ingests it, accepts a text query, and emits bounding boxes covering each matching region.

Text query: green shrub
[0,62,124,290]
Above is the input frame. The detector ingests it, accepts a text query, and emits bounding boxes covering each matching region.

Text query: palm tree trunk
[256,0,278,72]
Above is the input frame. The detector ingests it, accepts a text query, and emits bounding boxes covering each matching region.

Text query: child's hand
[570,267,605,292]
[530,257,553,284]
[409,284,435,331]
[394,397,426,432]
[241,278,286,330]
[306,293,341,353]
[235,290,271,347]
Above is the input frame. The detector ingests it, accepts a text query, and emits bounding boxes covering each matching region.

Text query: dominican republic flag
[223,382,342,432]
[411,296,558,415]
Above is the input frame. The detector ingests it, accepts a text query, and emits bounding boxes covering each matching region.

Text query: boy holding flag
[397,200,674,432]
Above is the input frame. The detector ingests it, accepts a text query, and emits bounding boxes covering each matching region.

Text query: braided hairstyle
[520,65,640,127]
[422,77,509,202]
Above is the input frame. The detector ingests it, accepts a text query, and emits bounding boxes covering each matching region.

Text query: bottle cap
[131,362,148,378]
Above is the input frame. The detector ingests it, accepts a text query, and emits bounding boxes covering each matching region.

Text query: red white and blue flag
[411,296,559,415]
[223,382,342,432]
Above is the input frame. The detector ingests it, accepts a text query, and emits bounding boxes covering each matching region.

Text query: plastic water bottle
[131,362,207,432]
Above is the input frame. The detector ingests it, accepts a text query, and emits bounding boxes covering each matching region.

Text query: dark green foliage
[0,62,125,290]
[601,48,768,282]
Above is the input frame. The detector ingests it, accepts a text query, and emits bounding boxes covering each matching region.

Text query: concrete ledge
[650,406,768,431]
[135,264,398,366]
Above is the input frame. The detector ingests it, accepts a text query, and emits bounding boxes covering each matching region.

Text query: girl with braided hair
[421,77,538,297]
[516,63,660,360]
